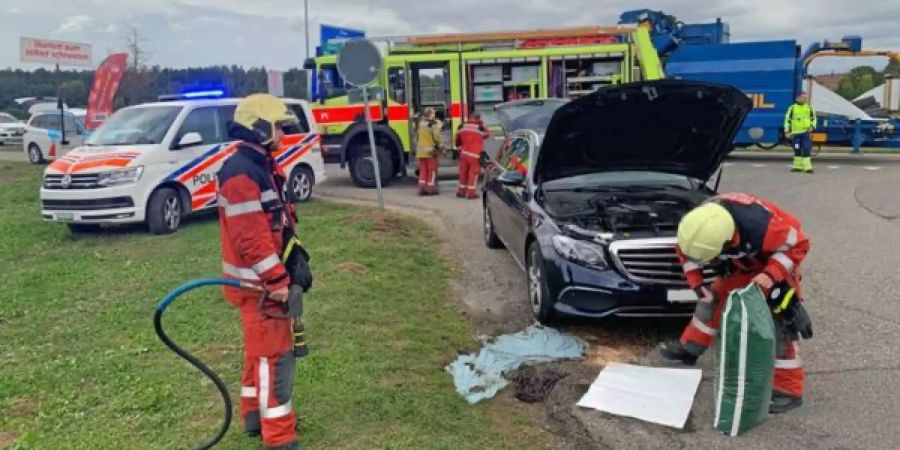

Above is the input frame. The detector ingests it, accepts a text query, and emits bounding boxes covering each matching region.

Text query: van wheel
[28,143,44,164]
[288,166,315,203]
[147,187,183,234]
[348,145,394,188]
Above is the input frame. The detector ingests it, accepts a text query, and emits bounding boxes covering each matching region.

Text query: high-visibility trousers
[679,272,805,398]
[417,157,439,194]
[232,293,299,448]
[791,133,813,172]
[457,153,480,198]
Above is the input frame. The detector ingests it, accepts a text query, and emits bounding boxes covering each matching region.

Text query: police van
[40,92,325,234]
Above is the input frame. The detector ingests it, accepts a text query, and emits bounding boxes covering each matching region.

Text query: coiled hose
[153,277,251,450]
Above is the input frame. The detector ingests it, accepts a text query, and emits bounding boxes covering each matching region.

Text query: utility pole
[304,0,310,60]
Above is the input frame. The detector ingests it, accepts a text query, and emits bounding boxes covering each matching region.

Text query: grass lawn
[0,162,545,449]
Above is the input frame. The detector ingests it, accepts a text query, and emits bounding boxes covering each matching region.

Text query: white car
[0,112,25,145]
[40,93,326,234]
[23,109,88,164]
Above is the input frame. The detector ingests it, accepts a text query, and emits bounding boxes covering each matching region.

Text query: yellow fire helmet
[233,93,299,148]
[676,202,736,263]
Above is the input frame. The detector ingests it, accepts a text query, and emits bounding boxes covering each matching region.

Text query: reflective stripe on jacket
[416,118,443,158]
[784,103,816,135]
[455,120,490,157]
[677,192,810,292]
[217,142,291,300]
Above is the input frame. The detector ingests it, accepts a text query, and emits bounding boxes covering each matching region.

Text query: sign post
[267,70,285,97]
[337,39,385,208]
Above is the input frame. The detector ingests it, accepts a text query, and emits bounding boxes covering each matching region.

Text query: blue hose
[154,277,244,450]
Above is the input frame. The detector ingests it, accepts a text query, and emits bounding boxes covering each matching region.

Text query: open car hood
[535,80,751,183]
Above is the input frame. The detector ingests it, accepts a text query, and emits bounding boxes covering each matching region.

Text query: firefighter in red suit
[217,94,306,450]
[660,193,811,414]
[455,114,490,199]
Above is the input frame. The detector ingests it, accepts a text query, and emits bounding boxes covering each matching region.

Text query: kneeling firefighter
[660,192,813,414]
[217,94,313,449]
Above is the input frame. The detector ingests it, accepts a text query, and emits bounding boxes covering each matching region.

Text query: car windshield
[86,106,182,146]
[496,99,568,134]
[542,171,695,191]
[0,114,17,123]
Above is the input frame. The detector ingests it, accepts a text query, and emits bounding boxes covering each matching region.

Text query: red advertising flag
[85,52,128,131]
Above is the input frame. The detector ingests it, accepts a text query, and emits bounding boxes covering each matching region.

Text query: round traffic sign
[336,39,382,87]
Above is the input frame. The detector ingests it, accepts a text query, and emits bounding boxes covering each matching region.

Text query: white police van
[40,92,325,234]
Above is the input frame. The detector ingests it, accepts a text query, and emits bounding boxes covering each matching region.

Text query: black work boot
[770,392,803,414]
[659,341,698,366]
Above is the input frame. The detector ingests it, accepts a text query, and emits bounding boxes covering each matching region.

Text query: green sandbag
[714,284,776,437]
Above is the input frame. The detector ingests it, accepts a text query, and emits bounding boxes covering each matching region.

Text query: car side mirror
[499,170,526,187]
[176,132,203,149]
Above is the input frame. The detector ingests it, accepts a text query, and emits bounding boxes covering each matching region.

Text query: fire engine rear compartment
[464,52,626,116]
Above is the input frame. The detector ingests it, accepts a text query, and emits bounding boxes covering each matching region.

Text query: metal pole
[56,62,67,145]
[304,0,310,60]
[362,86,385,208]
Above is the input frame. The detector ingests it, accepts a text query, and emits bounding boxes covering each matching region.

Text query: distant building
[815,73,846,91]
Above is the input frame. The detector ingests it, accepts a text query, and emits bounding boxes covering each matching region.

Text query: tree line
[835,60,900,101]
[0,66,309,119]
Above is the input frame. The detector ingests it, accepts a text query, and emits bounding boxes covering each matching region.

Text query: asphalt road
[316,152,900,450]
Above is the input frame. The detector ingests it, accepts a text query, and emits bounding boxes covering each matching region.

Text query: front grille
[44,173,102,189]
[610,238,716,286]
[41,197,134,211]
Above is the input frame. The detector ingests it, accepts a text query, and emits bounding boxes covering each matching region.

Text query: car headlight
[552,235,609,269]
[97,166,143,186]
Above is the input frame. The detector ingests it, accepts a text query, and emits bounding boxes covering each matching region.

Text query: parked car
[0,112,25,145]
[481,79,752,323]
[22,109,87,164]
[40,93,325,234]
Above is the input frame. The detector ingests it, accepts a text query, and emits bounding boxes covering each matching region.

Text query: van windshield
[86,106,182,146]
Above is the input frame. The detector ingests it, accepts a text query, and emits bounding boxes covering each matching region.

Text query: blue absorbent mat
[446,325,586,404]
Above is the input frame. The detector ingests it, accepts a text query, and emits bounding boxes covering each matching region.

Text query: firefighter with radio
[217,93,313,450]
[660,192,812,414]
[784,91,817,173]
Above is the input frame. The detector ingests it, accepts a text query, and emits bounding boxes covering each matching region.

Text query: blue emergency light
[158,89,226,102]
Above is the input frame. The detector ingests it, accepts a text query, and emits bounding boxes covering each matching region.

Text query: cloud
[55,15,94,34]
[0,0,897,72]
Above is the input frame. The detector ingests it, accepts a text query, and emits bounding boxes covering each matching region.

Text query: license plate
[667,289,699,303]
[56,213,74,222]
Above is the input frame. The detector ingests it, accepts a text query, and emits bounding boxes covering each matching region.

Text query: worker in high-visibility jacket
[416,107,443,196]
[784,92,817,173]
[660,192,811,414]
[455,114,490,199]
[217,94,306,450]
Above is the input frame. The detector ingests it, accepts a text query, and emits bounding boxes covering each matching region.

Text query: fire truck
[303,25,665,188]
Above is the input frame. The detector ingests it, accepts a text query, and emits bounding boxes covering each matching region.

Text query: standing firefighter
[217,94,312,450]
[416,107,443,196]
[660,192,811,414]
[784,92,817,173]
[455,113,490,199]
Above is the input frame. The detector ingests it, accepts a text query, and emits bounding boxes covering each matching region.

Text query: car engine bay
[543,187,710,239]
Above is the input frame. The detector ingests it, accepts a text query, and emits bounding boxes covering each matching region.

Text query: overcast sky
[2,0,898,74]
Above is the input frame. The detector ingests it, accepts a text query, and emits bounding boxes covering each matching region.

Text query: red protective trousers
[457,152,480,199]
[417,157,439,194]
[679,272,805,398]
[232,292,298,447]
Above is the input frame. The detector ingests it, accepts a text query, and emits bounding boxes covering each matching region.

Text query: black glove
[283,239,313,292]
[479,151,489,167]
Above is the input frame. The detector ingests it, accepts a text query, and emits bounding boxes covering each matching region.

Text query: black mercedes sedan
[482,79,752,323]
